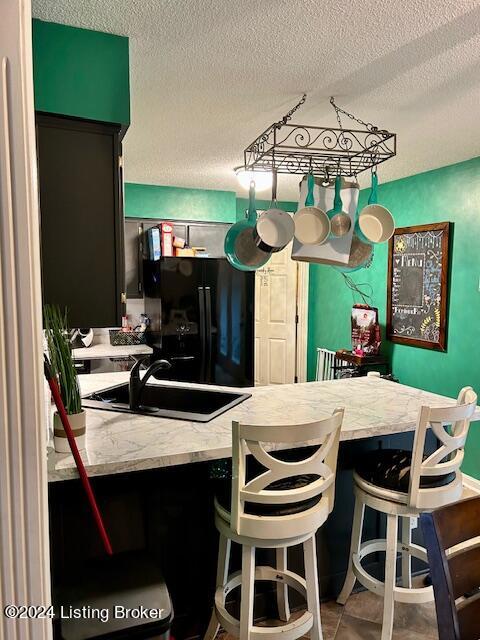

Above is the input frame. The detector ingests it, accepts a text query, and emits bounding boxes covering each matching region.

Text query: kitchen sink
[81,382,251,423]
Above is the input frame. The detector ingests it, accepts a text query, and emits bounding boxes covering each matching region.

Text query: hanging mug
[327,176,352,237]
[254,171,295,253]
[356,172,395,244]
[294,173,331,245]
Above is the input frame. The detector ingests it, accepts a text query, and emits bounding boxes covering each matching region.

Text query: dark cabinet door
[125,219,144,298]
[203,259,254,387]
[188,223,229,257]
[144,258,205,382]
[37,114,124,327]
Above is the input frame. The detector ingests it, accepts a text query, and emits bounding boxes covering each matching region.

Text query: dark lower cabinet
[37,114,125,328]
[49,431,436,639]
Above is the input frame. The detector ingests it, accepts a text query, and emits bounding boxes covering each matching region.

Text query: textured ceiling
[32,0,480,199]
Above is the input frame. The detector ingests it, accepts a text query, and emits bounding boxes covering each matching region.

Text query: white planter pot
[53,410,86,453]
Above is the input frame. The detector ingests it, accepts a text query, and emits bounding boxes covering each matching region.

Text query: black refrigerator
[144,258,254,387]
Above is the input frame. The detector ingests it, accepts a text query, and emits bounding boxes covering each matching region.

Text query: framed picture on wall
[386,222,451,351]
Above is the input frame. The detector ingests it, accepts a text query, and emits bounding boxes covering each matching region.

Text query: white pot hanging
[356,172,395,244]
[254,171,295,252]
[292,175,359,265]
[293,173,331,246]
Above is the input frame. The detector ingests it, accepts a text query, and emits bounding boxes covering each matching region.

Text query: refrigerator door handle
[198,286,206,382]
[204,287,213,383]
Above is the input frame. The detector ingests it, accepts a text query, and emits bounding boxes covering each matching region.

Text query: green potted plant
[44,305,85,453]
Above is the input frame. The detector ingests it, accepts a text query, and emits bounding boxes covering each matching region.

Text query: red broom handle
[45,359,113,555]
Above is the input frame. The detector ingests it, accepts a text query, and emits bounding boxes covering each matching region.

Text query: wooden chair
[337,386,477,640]
[205,409,345,640]
[421,496,480,640]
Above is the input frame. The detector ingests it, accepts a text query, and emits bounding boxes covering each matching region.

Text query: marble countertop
[47,374,480,482]
[72,344,153,360]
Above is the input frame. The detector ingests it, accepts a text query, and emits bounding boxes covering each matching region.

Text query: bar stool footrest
[214,566,312,639]
[352,539,434,604]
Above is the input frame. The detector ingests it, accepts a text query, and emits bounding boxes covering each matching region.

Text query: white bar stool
[337,386,477,640]
[204,409,345,640]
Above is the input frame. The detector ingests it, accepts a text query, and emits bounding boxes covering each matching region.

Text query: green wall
[307,156,480,476]
[125,184,298,223]
[32,19,130,124]
[125,183,237,222]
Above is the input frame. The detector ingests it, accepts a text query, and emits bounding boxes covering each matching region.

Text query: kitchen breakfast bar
[47,376,480,638]
[48,375,477,481]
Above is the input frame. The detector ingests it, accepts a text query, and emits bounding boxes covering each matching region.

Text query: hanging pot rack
[240,95,396,180]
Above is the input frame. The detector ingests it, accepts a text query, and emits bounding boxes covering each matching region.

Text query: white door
[1,1,52,638]
[254,244,298,385]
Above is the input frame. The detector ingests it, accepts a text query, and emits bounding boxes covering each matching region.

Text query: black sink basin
[82,382,251,423]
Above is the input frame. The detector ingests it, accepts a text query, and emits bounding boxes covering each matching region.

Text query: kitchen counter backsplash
[126,298,145,329]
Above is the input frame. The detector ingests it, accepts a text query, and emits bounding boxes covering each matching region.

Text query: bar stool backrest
[231,409,344,540]
[409,387,477,510]
[421,496,480,640]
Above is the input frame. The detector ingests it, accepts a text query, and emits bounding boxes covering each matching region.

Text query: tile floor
[321,589,438,639]
[221,588,438,639]
[219,484,480,639]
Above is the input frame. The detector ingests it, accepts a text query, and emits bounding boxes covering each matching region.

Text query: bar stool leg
[337,496,365,605]
[275,547,290,621]
[303,534,323,640]
[204,534,231,640]
[239,545,255,640]
[381,513,398,640]
[401,516,412,589]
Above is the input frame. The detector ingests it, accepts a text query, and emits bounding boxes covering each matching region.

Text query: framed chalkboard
[387,222,451,351]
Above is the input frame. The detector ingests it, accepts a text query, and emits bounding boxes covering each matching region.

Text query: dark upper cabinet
[37,114,125,327]
[187,223,229,256]
[125,219,144,298]
[123,219,231,297]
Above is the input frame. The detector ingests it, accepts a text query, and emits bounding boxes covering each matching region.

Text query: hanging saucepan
[356,172,395,244]
[335,234,374,272]
[294,173,331,245]
[224,181,271,271]
[327,176,352,237]
[254,171,294,253]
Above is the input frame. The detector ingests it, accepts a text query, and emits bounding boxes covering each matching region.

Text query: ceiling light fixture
[235,167,273,192]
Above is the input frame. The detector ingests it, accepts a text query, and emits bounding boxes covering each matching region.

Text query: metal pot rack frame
[241,96,396,180]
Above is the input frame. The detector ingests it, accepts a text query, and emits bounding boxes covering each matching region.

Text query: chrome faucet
[129,356,172,410]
